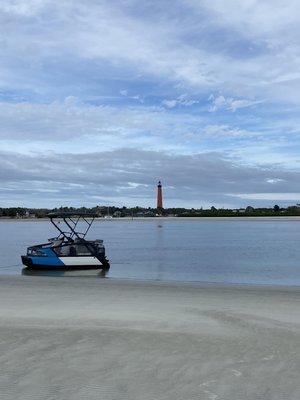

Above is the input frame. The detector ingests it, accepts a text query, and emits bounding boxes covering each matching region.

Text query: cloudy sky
[1,0,300,208]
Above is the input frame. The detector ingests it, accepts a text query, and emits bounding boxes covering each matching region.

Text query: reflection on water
[22,267,108,278]
[155,222,165,281]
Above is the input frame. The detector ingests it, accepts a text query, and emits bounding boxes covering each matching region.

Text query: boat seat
[69,246,77,256]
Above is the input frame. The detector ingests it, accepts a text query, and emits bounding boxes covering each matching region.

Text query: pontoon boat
[21,212,110,270]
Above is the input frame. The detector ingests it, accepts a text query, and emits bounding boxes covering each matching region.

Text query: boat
[21,212,110,270]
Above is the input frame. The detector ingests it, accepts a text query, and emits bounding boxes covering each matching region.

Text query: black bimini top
[47,212,98,218]
[47,212,98,240]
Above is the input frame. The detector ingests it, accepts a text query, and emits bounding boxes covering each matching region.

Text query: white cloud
[162,94,199,108]
[198,0,300,39]
[208,95,226,112]
[209,94,264,112]
[119,90,143,102]
[228,99,265,112]
[266,178,283,184]
[0,0,50,16]
[162,99,178,109]
[233,193,300,201]
[202,125,256,138]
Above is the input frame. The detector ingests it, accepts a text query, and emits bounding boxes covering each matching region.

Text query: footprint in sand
[199,380,217,387]
[203,390,219,400]
[262,354,275,361]
[232,369,242,377]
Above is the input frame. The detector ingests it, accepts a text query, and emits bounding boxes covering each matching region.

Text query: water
[1,218,300,285]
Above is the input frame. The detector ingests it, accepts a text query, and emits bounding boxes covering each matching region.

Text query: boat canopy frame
[47,212,98,242]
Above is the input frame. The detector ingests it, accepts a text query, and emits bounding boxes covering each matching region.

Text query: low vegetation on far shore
[2,204,300,218]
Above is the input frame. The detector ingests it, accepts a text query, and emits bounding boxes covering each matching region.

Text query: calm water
[1,218,300,285]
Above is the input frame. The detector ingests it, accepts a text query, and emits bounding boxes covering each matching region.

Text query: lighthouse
[157,180,163,211]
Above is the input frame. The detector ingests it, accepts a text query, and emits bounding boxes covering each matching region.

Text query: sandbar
[0,276,299,400]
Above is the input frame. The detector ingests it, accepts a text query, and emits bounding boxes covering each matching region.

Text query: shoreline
[4,272,300,291]
[2,215,300,221]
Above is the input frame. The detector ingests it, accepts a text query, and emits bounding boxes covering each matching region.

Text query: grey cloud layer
[1,149,299,207]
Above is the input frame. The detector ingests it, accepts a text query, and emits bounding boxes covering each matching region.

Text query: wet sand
[0,276,299,400]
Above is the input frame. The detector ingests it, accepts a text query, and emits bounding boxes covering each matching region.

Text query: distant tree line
[1,204,300,218]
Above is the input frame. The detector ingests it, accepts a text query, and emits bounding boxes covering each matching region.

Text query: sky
[1,0,300,208]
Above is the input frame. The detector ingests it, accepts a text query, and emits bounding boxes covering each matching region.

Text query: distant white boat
[104,206,113,219]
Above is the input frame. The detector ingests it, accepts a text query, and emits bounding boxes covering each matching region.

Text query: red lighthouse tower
[157,180,163,211]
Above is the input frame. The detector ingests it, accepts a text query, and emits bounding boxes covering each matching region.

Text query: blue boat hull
[21,255,110,270]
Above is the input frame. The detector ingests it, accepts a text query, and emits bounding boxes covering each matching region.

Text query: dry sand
[0,276,299,400]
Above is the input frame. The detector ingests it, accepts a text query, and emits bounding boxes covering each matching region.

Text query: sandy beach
[0,276,299,400]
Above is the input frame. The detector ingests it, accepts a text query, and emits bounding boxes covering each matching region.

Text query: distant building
[287,204,300,210]
[24,210,36,218]
[157,180,163,210]
[135,212,146,217]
